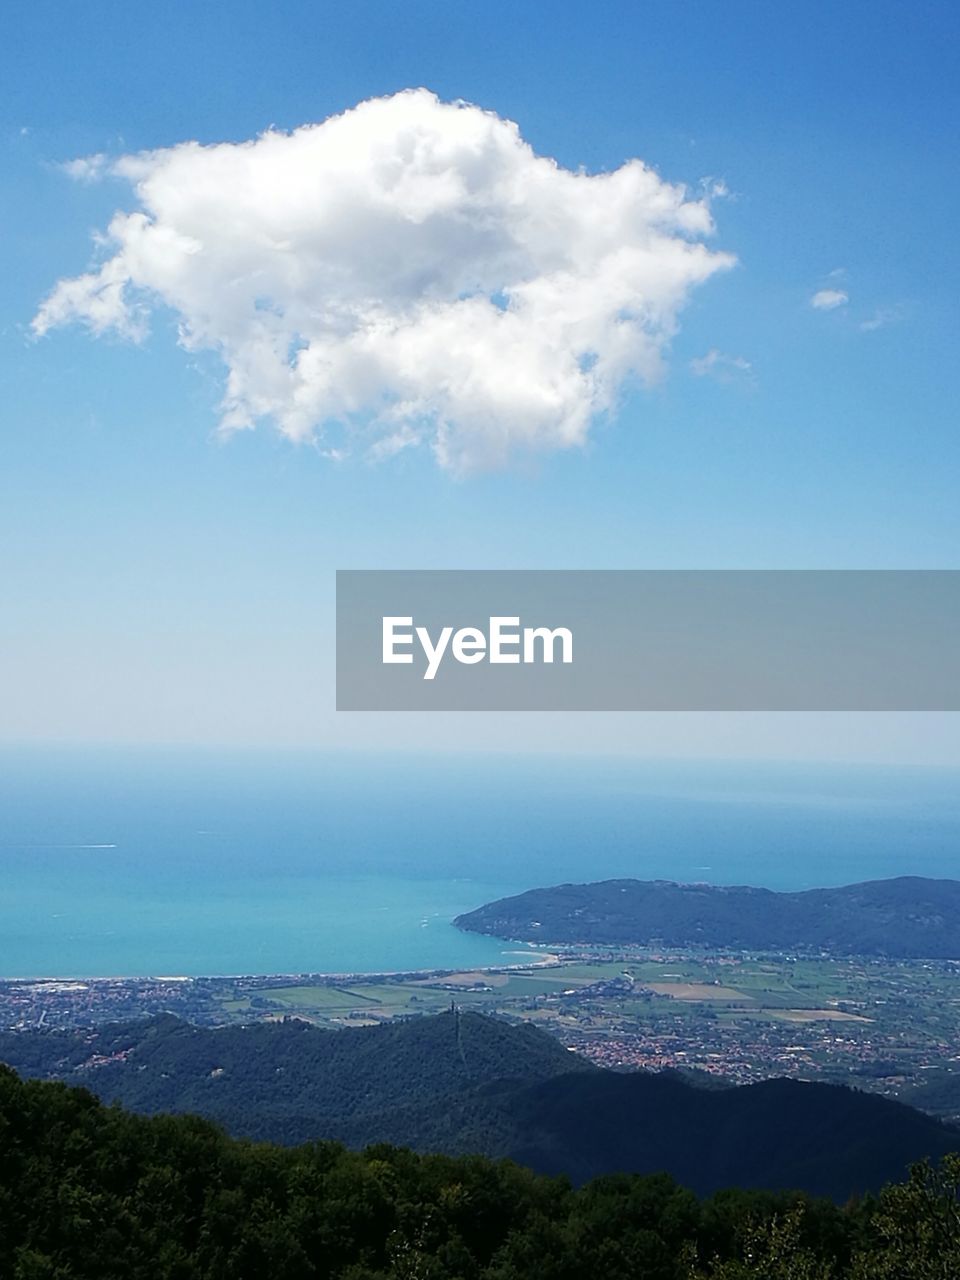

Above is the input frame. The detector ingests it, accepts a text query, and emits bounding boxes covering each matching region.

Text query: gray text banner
[336,570,960,711]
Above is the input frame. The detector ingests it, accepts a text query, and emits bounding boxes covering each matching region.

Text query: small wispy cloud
[809,270,904,333]
[859,305,902,332]
[689,348,753,384]
[699,176,735,202]
[810,288,848,311]
[61,154,108,183]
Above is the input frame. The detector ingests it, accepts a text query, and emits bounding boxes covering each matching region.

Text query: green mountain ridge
[454,875,960,956]
[0,1009,590,1142]
[2,1010,956,1201]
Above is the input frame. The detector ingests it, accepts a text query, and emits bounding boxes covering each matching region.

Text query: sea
[1,747,958,979]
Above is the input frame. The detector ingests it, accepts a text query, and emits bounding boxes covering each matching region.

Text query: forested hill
[324,1067,959,1202]
[5,1064,960,1279]
[454,875,960,956]
[2,1011,957,1200]
[0,1010,591,1143]
[457,1072,959,1201]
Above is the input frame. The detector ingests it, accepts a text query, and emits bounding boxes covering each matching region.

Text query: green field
[213,953,946,1028]
[202,952,960,1112]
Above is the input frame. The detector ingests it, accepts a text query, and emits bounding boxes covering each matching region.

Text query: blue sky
[1,1,958,759]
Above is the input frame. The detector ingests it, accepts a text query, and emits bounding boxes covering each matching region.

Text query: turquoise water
[1,748,958,978]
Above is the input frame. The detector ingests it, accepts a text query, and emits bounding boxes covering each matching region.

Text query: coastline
[0,949,563,987]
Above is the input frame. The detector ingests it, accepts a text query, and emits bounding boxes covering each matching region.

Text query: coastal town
[4,948,960,1120]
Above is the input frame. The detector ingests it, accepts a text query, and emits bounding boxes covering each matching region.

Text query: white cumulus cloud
[810,288,848,311]
[34,89,734,472]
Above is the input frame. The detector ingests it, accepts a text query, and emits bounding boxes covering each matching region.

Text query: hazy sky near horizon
[2,2,959,762]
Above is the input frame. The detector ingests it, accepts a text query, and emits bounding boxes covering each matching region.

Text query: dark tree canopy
[2,1062,960,1279]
